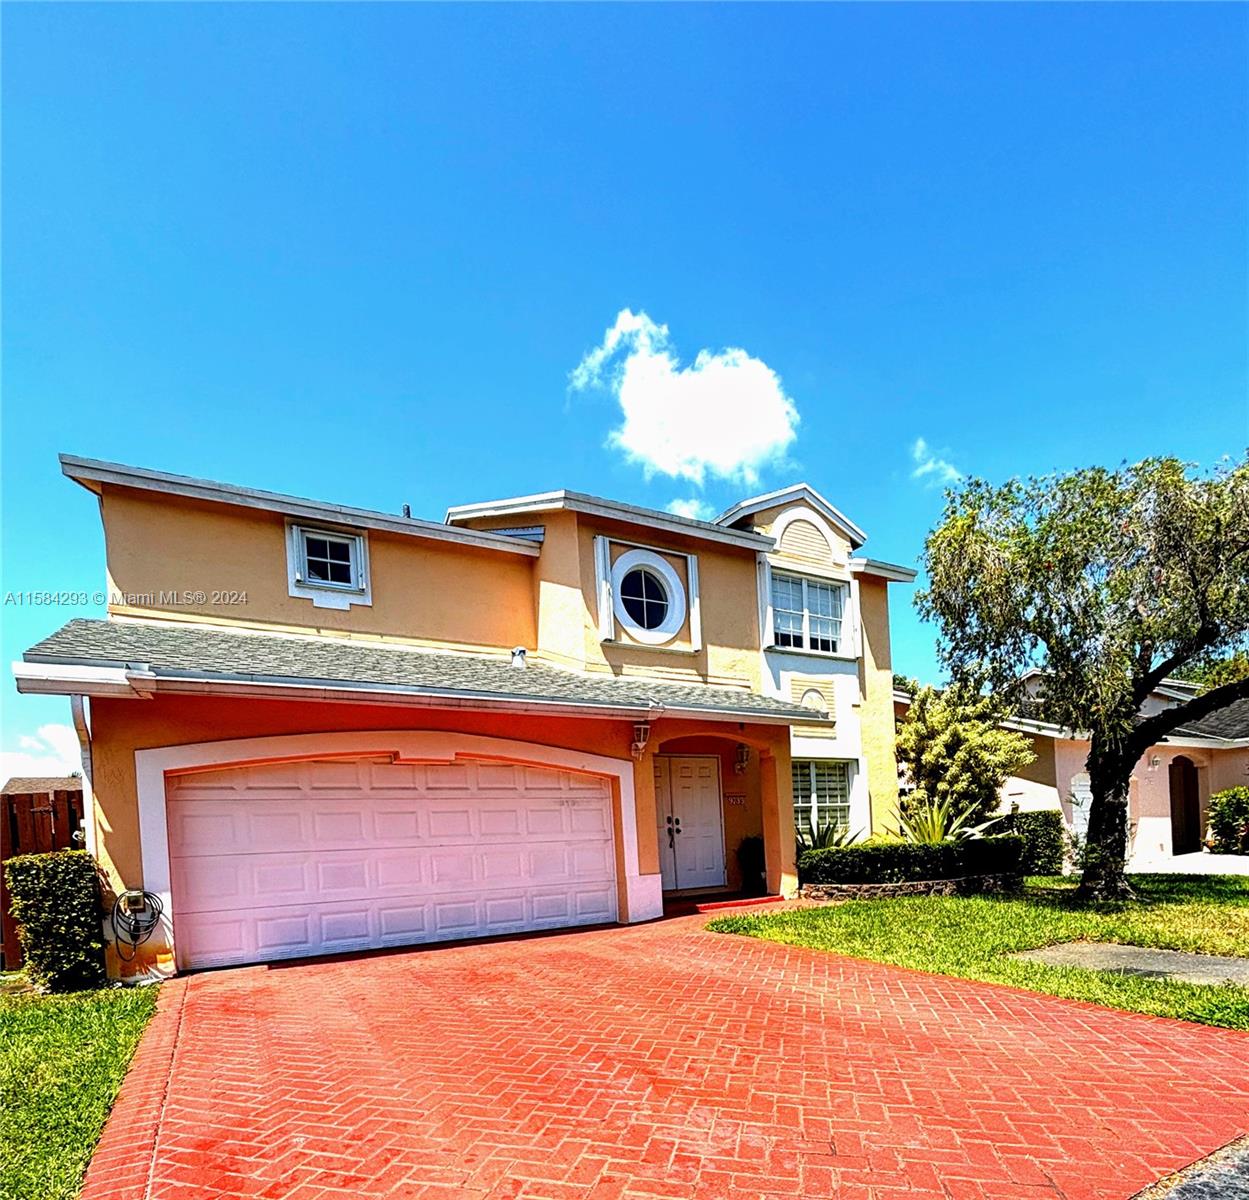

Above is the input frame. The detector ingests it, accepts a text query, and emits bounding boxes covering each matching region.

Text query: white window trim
[285,521,372,611]
[594,535,614,642]
[609,548,687,645]
[792,758,854,840]
[768,570,848,656]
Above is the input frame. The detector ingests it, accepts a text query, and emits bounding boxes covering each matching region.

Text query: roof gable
[714,483,866,549]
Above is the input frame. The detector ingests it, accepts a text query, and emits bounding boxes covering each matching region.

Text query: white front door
[167,755,617,970]
[654,755,726,892]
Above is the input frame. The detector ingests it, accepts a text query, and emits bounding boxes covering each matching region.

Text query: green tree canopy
[896,684,1036,823]
[918,455,1249,896]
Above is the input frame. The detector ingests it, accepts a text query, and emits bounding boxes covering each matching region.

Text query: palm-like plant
[797,823,862,853]
[893,795,1001,844]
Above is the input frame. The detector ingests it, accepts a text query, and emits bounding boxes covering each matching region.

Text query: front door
[654,756,726,892]
[1168,757,1201,856]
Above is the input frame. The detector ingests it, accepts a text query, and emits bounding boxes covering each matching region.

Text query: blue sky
[2,4,1246,777]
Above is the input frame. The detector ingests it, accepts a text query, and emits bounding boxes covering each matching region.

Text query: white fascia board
[445,490,773,552]
[714,483,867,548]
[59,454,540,558]
[849,556,918,583]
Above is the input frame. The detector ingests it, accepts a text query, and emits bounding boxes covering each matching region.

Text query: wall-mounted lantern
[631,722,651,761]
[734,743,751,775]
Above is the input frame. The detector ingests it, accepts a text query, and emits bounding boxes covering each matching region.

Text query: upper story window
[286,522,371,610]
[772,573,845,653]
[619,566,669,631]
[301,531,361,589]
[608,547,688,645]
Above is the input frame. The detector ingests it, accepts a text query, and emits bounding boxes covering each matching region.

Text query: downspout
[70,694,97,857]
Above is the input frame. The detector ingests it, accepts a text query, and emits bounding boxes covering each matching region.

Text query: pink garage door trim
[82,915,1249,1200]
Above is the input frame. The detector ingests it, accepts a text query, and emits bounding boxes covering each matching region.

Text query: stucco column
[631,746,660,878]
[760,748,797,897]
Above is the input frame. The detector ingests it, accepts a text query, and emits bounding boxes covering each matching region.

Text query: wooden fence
[1,788,85,968]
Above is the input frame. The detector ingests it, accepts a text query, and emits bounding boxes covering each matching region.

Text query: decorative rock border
[798,873,1022,901]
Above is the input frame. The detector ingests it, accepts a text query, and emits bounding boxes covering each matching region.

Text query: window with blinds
[791,760,851,839]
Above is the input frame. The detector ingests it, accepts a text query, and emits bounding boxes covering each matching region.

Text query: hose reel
[110,890,163,962]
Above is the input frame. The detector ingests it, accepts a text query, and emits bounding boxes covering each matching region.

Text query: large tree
[918,455,1249,898]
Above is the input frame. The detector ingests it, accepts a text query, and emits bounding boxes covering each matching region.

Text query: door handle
[665,814,675,850]
[674,817,682,835]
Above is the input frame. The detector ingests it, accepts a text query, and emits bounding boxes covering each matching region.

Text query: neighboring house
[0,775,85,967]
[14,457,913,977]
[893,675,1249,866]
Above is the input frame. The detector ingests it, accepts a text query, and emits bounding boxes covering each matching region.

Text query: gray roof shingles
[1172,697,1249,742]
[24,619,816,722]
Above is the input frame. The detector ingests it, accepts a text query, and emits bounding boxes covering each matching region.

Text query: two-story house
[14,456,914,978]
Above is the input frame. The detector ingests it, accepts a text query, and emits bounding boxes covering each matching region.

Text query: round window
[619,567,669,631]
[609,548,687,644]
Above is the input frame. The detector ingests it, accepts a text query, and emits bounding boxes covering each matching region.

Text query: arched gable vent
[778,518,832,564]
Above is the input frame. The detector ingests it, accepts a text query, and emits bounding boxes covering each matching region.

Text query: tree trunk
[1077,740,1135,901]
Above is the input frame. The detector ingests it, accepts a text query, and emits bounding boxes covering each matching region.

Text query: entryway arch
[1167,755,1201,856]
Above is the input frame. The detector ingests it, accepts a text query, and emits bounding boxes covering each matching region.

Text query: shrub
[997,810,1066,874]
[798,834,1024,885]
[4,850,106,992]
[1207,787,1249,855]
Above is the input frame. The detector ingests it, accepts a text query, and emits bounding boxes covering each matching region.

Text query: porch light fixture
[631,722,651,760]
[734,743,751,775]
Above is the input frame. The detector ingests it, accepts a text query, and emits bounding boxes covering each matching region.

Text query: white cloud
[665,498,715,521]
[0,723,82,785]
[910,437,962,486]
[570,309,799,486]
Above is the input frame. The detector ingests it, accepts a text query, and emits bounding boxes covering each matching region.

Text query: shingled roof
[22,619,818,723]
[1,776,82,795]
[1172,697,1249,742]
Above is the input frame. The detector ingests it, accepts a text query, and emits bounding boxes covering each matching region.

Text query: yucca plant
[892,795,1001,844]
[797,823,862,853]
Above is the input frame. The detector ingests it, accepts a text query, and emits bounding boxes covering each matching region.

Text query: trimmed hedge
[798,834,1025,886]
[4,849,106,992]
[1207,787,1249,855]
[997,810,1065,874]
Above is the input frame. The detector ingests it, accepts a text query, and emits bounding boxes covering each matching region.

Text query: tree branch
[1135,621,1220,701]
[1129,675,1249,760]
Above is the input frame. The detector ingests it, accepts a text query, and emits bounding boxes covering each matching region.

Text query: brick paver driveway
[84,914,1249,1200]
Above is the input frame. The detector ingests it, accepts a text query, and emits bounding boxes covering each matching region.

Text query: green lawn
[1,984,158,1200]
[708,875,1249,1030]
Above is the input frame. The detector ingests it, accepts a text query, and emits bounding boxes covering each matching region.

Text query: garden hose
[110,890,163,962]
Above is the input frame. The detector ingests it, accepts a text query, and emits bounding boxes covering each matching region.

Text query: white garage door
[167,756,618,969]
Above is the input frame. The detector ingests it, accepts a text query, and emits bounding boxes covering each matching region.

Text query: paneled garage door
[167,756,618,969]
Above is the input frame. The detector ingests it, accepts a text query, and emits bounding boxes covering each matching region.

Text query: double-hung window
[792,760,851,840]
[771,573,845,653]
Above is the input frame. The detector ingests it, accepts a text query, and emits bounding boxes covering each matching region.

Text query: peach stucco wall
[100,487,537,652]
[578,518,762,689]
[85,694,797,915]
[1004,735,1249,859]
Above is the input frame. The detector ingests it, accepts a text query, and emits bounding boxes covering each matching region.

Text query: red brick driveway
[84,914,1249,1200]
